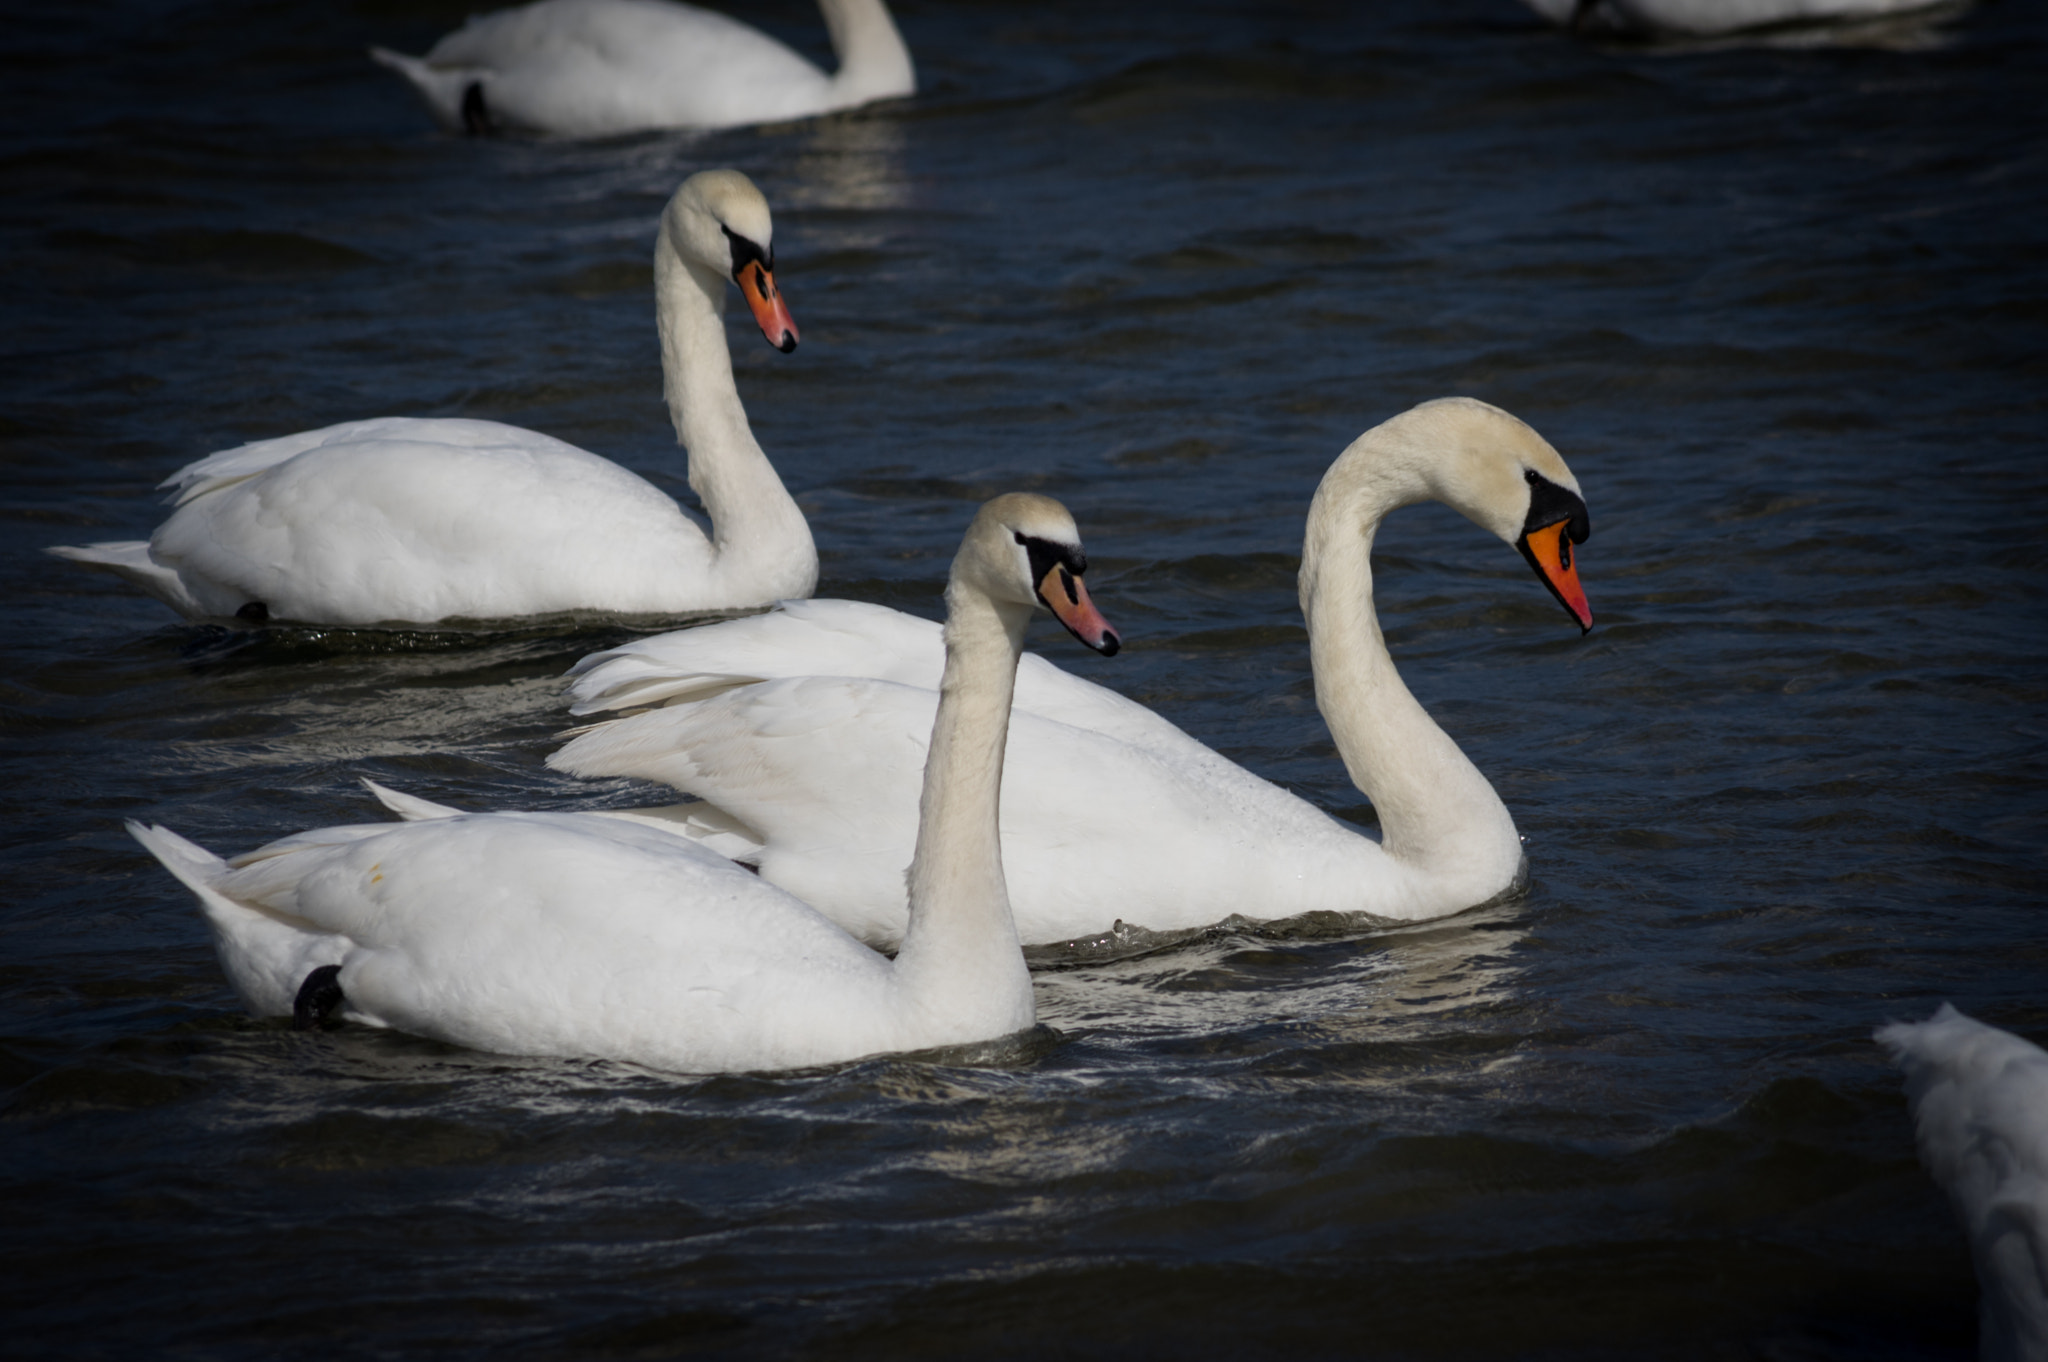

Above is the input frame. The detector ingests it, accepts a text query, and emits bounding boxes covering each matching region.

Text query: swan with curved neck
[371,0,915,139]
[545,398,1592,950]
[49,170,815,628]
[126,495,1119,1074]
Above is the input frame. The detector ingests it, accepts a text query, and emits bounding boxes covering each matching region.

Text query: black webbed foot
[461,82,493,136]
[292,964,346,1030]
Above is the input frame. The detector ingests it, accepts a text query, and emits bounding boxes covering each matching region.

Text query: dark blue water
[5,1,2045,1356]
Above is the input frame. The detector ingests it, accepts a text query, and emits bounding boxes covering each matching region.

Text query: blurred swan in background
[49,170,814,629]
[127,495,1120,1075]
[372,0,914,138]
[544,398,1594,952]
[1877,1003,2048,1362]
[1520,0,1959,39]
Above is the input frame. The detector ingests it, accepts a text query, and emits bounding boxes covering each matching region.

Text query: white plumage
[1878,1004,2048,1362]
[371,0,914,139]
[128,494,1119,1075]
[550,397,1597,951]
[50,170,814,628]
[1519,0,1957,39]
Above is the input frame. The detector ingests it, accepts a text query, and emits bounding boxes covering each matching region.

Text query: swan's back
[1878,1004,2048,1362]
[147,418,715,623]
[566,598,1226,759]
[144,810,904,1073]
[553,668,1398,948]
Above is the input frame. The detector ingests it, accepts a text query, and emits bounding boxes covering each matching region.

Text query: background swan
[1877,1004,2048,1362]
[49,170,814,628]
[1520,0,1958,38]
[372,0,914,139]
[126,494,1120,1075]
[546,397,1593,951]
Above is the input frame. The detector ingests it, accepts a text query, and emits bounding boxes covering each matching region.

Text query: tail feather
[548,707,712,789]
[127,820,232,905]
[369,46,472,131]
[47,541,204,616]
[360,778,464,822]
[127,820,347,1018]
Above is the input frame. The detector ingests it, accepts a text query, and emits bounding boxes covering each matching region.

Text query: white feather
[49,170,813,627]
[552,398,1592,949]
[1878,1004,2048,1362]
[371,0,914,139]
[130,495,1107,1075]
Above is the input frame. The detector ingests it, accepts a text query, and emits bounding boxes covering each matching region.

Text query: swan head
[956,493,1121,655]
[662,169,800,353]
[1399,397,1593,633]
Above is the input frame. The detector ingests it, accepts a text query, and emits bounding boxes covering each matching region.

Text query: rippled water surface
[5,1,2046,1356]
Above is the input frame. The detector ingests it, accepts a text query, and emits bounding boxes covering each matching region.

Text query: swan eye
[1013,530,1028,545]
[1524,469,1539,484]
[720,224,773,279]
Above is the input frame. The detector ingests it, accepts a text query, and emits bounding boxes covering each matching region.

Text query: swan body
[550,397,1594,951]
[1878,1004,2048,1362]
[51,170,813,628]
[371,0,914,139]
[128,494,1120,1075]
[1520,0,1955,38]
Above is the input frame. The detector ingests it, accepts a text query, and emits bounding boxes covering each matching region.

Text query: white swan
[371,0,914,139]
[544,397,1593,951]
[49,170,815,628]
[1520,0,1957,39]
[1877,1004,2048,1362]
[126,494,1121,1075]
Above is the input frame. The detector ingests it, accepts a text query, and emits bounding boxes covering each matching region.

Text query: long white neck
[817,0,915,106]
[889,579,1033,1036]
[652,243,816,598]
[1299,444,1523,899]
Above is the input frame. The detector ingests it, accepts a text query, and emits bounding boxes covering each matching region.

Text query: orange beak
[1035,562,1121,655]
[737,259,798,353]
[1518,519,1593,634]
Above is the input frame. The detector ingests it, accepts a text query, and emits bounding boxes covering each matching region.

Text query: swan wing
[565,598,1221,759]
[156,417,444,505]
[144,418,716,623]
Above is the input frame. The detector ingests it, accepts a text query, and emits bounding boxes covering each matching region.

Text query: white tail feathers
[368,47,476,132]
[360,778,464,822]
[47,541,206,616]
[127,821,229,900]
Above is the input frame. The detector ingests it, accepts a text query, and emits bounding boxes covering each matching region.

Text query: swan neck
[1301,480,1519,874]
[891,582,1031,1018]
[817,0,915,102]
[652,243,813,587]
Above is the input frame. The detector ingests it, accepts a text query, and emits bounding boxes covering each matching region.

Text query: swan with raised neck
[370,0,916,139]
[48,169,816,627]
[125,494,1120,1073]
